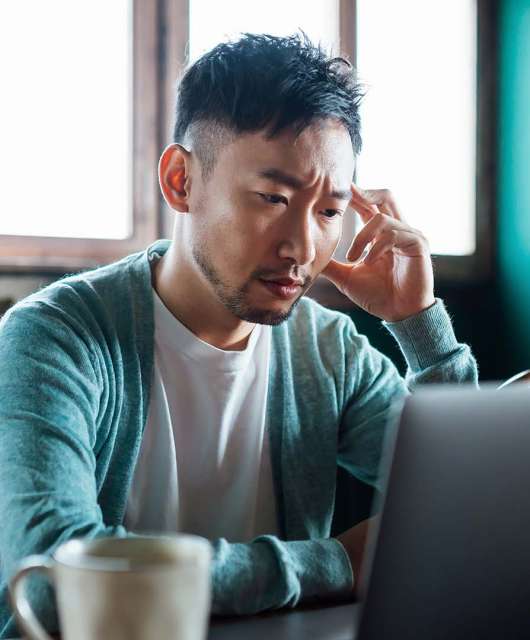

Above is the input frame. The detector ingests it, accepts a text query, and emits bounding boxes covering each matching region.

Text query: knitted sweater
[0,240,477,637]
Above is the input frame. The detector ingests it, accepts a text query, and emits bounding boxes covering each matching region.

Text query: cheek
[314,224,342,267]
[194,193,267,270]
[191,189,238,242]
[218,194,272,252]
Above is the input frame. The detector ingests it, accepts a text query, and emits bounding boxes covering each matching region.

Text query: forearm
[211,535,352,615]
[1,520,353,633]
[383,298,478,387]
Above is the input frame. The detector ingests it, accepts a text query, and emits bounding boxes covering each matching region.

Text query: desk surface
[208,602,357,640]
[7,602,358,640]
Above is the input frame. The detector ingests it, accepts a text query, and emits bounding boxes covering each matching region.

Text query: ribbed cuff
[383,299,459,372]
[288,538,354,599]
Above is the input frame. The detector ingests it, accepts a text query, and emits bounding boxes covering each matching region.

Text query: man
[0,33,477,636]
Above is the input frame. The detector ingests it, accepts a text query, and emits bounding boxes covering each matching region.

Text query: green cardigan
[0,240,477,637]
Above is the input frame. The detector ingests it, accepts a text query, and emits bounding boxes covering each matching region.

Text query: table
[208,602,358,640]
[7,602,358,640]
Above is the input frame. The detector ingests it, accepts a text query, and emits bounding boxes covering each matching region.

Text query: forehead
[219,120,355,184]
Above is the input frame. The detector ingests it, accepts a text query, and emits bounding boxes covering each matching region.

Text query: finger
[363,230,398,265]
[346,213,388,262]
[351,185,388,211]
[352,186,405,223]
[349,198,380,224]
[351,182,373,204]
[384,195,404,221]
[392,231,429,257]
[376,200,398,219]
[347,215,416,263]
[365,228,427,263]
[349,184,380,223]
[321,258,352,293]
[362,189,404,221]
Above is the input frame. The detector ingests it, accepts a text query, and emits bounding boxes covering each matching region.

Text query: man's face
[187,120,355,325]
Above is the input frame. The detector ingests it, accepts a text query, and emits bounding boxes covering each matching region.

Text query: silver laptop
[356,384,530,640]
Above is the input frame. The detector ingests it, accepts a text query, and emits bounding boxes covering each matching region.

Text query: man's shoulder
[1,247,151,336]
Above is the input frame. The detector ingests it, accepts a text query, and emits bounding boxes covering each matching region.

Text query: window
[356,0,477,257]
[1,1,131,240]
[0,0,161,271]
[189,0,340,62]
[1,0,495,285]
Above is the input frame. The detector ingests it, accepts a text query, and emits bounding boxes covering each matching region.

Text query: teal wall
[499,0,530,373]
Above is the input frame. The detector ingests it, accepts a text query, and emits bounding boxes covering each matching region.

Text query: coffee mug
[9,535,212,640]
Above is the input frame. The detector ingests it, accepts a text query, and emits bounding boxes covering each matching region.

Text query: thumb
[321,258,352,293]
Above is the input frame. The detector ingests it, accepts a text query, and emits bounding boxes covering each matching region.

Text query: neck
[152,242,255,351]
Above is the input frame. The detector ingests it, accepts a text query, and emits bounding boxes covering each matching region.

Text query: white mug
[9,535,212,640]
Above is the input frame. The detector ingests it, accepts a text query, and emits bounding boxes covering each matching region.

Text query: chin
[239,309,292,326]
[232,298,302,326]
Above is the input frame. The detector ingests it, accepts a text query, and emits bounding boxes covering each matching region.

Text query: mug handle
[8,554,56,640]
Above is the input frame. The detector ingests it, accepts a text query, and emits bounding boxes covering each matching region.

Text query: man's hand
[322,185,435,322]
[336,517,378,595]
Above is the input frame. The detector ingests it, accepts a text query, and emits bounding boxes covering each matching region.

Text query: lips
[258,277,304,300]
[263,277,304,287]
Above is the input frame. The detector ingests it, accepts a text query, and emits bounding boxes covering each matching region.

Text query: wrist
[383,297,436,323]
[383,298,461,372]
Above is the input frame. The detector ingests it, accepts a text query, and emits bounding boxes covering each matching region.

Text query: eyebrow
[257,168,351,201]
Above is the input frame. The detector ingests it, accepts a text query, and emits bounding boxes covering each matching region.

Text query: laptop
[355,384,530,640]
[206,385,530,640]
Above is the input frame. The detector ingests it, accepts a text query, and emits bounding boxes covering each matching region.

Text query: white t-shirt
[124,289,277,542]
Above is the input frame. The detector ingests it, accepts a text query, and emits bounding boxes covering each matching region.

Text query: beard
[192,244,311,326]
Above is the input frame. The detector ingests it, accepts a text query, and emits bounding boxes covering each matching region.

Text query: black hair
[173,32,364,177]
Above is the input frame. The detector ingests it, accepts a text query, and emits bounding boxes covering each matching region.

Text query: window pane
[356,0,477,255]
[189,0,340,63]
[0,1,132,239]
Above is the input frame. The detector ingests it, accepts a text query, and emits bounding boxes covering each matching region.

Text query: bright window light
[0,1,132,239]
[189,0,339,63]
[356,0,477,255]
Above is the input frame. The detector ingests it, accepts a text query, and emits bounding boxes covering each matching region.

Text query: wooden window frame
[433,0,498,285]
[0,0,166,273]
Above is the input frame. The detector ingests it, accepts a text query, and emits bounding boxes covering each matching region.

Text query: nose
[277,208,317,267]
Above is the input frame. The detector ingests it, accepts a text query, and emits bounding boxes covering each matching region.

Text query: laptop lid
[356,385,530,640]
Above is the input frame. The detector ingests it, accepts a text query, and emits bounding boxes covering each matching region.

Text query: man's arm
[320,184,479,585]
[0,303,353,638]
[322,184,477,488]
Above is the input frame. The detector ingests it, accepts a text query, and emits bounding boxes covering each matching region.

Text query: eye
[321,209,343,219]
[257,192,288,206]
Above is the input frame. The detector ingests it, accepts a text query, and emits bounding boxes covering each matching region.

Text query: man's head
[159,33,364,325]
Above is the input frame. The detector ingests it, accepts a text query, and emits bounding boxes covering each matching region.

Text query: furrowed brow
[330,188,352,201]
[258,168,304,190]
[258,168,351,201]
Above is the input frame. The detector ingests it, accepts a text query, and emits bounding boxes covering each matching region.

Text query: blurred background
[0,0,529,381]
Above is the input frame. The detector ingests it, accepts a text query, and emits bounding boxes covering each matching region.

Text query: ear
[158,144,192,213]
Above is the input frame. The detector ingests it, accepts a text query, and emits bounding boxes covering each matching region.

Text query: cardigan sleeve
[0,302,133,637]
[0,302,353,637]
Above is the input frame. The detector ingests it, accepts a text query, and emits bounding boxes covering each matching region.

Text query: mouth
[258,277,304,300]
